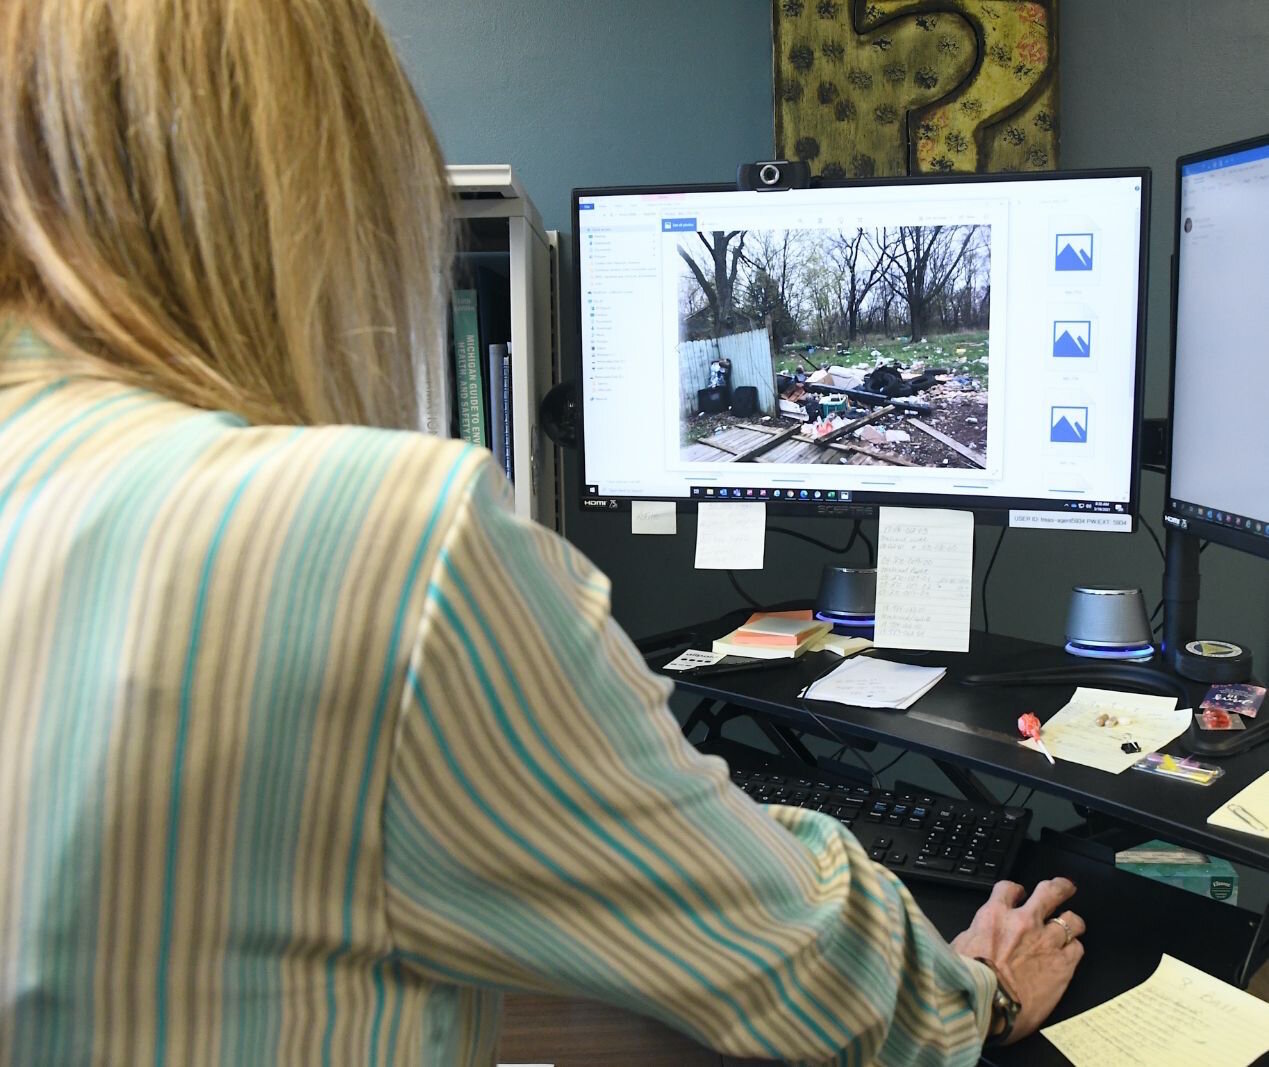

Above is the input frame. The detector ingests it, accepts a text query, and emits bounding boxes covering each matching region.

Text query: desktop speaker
[815,566,876,629]
[1064,586,1155,660]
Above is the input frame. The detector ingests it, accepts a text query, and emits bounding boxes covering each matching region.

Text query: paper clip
[1229,803,1267,831]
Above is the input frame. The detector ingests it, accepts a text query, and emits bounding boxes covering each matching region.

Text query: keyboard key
[711,758,1029,891]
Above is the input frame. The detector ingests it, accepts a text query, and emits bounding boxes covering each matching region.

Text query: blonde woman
[0,1,1083,1063]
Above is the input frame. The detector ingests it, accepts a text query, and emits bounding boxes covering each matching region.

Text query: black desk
[645,621,1269,1065]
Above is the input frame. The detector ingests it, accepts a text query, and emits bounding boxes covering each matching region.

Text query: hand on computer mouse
[950,877,1085,1045]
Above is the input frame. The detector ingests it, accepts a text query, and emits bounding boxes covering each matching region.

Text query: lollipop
[1018,712,1055,765]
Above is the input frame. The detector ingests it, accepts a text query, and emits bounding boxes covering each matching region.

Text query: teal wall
[379,0,1269,669]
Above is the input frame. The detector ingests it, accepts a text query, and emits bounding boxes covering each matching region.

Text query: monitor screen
[575,170,1148,531]
[1165,134,1269,560]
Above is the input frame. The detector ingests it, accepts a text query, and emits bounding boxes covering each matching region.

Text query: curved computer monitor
[574,169,1149,532]
[1164,133,1269,560]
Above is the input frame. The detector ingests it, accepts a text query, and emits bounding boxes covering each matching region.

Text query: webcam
[736,159,812,191]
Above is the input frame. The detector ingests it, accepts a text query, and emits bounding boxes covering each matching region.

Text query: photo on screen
[675,224,992,471]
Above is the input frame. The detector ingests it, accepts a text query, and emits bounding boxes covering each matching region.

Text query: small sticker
[662,649,725,672]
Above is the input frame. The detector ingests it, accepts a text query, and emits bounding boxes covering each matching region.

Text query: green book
[451,288,486,446]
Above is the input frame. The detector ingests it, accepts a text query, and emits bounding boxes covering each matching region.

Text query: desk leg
[682,699,820,766]
[1239,903,1269,989]
[933,760,998,806]
[758,720,820,765]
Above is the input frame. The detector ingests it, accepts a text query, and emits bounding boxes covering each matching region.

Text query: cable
[767,518,862,556]
[980,525,1008,635]
[847,748,880,788]
[726,570,762,609]
[856,524,875,567]
[1015,787,1035,809]
[870,750,908,780]
[1139,514,1165,561]
[798,702,878,786]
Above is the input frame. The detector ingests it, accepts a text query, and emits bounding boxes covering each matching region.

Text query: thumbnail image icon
[1055,233,1094,271]
[1050,406,1089,443]
[1053,320,1092,358]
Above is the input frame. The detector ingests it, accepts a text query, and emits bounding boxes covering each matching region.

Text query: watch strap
[975,957,1021,1045]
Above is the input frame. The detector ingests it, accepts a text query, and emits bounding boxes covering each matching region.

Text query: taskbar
[1165,499,1268,539]
[581,483,1128,514]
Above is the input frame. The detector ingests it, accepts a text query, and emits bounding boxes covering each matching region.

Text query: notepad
[730,611,827,646]
[802,655,946,710]
[873,507,974,653]
[713,614,832,660]
[1041,954,1269,1067]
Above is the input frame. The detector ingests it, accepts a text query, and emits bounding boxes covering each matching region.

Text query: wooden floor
[497,960,1269,1066]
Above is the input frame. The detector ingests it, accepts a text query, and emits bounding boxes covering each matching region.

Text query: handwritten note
[631,500,676,535]
[1042,954,1269,1067]
[1021,688,1188,774]
[694,502,765,570]
[802,655,946,710]
[873,507,973,652]
[1208,769,1269,839]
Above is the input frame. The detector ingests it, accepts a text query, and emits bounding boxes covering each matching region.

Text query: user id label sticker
[1009,510,1132,532]
[662,650,725,672]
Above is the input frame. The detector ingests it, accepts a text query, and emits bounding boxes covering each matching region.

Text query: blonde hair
[0,0,451,430]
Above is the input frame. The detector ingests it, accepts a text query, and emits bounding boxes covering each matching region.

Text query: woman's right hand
[950,877,1086,1044]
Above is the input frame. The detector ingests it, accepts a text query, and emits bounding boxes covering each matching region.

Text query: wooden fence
[679,326,778,418]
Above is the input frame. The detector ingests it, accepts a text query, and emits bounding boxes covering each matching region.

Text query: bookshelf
[447,164,560,531]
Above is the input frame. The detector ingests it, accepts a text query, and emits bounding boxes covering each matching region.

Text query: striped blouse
[0,327,994,1066]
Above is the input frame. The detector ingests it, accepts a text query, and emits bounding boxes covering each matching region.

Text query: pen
[1229,803,1267,831]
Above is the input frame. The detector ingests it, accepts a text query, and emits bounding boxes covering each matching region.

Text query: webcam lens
[758,163,781,186]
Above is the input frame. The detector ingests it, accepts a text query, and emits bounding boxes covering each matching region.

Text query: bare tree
[827,227,892,343]
[879,225,978,341]
[678,231,748,338]
[738,231,805,347]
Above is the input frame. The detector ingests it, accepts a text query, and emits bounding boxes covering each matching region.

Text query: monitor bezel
[572,167,1151,528]
[1164,132,1269,561]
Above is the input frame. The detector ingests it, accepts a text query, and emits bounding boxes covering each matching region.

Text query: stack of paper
[713,611,832,660]
[1207,769,1269,838]
[802,655,946,709]
[1019,688,1189,774]
[1042,954,1269,1066]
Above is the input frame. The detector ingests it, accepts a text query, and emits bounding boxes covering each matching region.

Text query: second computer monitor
[575,169,1148,529]
[1165,133,1269,560]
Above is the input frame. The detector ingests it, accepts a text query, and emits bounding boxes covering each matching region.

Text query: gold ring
[1047,916,1073,946]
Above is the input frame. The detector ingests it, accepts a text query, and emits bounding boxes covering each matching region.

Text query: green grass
[775,331,990,386]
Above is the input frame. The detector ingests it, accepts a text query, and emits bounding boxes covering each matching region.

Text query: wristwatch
[976,958,1021,1045]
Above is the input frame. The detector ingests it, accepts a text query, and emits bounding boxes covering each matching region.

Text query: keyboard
[721,749,1031,891]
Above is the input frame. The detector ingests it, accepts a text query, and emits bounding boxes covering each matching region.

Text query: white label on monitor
[1009,510,1131,531]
